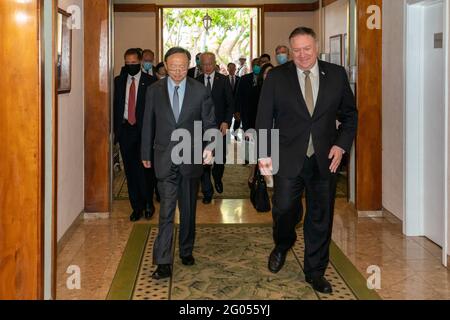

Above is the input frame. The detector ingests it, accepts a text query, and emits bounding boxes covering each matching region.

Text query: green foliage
[162,8,258,68]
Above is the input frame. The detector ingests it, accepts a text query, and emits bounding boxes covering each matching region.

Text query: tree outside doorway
[162,8,259,73]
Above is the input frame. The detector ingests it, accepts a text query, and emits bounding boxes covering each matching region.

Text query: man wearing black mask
[113,48,158,222]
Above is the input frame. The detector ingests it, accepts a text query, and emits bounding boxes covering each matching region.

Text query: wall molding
[113,1,340,13]
[264,3,319,12]
[322,0,339,7]
[114,4,156,12]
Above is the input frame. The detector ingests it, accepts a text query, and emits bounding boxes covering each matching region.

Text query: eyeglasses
[167,66,188,73]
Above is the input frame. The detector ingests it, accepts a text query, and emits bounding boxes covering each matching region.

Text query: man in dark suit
[113,48,158,222]
[141,49,155,76]
[141,47,216,279]
[256,27,358,294]
[187,52,202,78]
[236,58,261,132]
[227,62,240,96]
[227,62,241,138]
[196,52,234,203]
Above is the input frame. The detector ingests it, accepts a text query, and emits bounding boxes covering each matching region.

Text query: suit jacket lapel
[119,75,128,115]
[213,74,221,93]
[312,61,329,120]
[288,62,311,119]
[177,78,192,123]
[162,77,177,125]
[136,75,147,113]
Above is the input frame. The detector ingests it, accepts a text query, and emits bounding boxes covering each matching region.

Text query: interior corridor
[56,197,449,300]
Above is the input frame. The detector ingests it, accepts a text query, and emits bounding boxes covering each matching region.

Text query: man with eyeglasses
[196,52,234,204]
[141,47,216,280]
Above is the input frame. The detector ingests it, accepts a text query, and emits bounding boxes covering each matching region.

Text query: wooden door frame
[51,0,58,299]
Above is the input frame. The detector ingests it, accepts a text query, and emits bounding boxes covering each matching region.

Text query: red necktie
[128,77,136,125]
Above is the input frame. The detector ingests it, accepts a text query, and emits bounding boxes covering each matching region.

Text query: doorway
[405,0,449,263]
[159,6,261,71]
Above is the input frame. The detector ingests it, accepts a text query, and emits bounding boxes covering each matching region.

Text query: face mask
[276,53,288,65]
[126,64,141,76]
[253,65,261,75]
[143,62,153,72]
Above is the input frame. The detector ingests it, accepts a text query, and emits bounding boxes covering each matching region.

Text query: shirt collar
[128,71,142,81]
[168,76,187,91]
[205,71,215,80]
[297,59,319,77]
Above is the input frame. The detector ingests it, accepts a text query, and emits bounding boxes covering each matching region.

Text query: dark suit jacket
[141,77,216,179]
[196,73,234,127]
[235,72,260,130]
[113,72,157,144]
[255,60,358,178]
[228,75,240,96]
[229,75,240,116]
[188,66,201,78]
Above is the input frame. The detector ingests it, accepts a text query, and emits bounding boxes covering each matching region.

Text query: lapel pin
[321,71,326,76]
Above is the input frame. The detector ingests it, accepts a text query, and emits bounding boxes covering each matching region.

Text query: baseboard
[83,212,110,220]
[381,208,402,223]
[57,211,84,254]
[357,210,383,218]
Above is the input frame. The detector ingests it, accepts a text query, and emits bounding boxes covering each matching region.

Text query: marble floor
[56,198,450,300]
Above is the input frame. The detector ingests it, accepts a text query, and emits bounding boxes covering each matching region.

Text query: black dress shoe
[268,249,287,273]
[145,204,155,220]
[152,264,172,280]
[181,255,195,266]
[305,276,333,294]
[214,181,223,194]
[129,211,142,222]
[202,197,212,204]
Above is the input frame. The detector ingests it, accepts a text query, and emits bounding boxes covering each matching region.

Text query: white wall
[264,11,317,58]
[382,0,404,220]
[324,0,348,54]
[114,12,156,76]
[446,0,450,258]
[57,0,84,241]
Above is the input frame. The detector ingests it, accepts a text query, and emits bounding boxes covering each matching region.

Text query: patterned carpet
[113,165,348,200]
[107,224,380,300]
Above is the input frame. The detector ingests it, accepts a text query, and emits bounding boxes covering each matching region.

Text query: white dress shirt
[124,71,141,120]
[194,66,201,78]
[238,65,248,77]
[204,71,215,89]
[296,59,320,108]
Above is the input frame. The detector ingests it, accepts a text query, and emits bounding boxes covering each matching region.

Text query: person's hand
[258,157,273,177]
[142,161,152,169]
[203,149,213,165]
[220,122,229,136]
[328,146,345,173]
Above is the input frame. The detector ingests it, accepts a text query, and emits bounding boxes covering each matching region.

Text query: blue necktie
[173,86,180,122]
